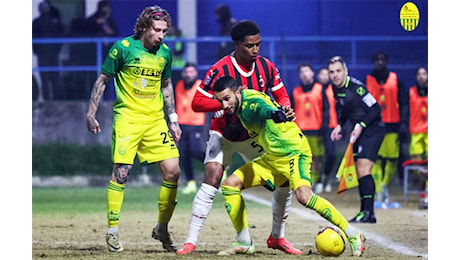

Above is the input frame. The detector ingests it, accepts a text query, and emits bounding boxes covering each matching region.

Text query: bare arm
[161,78,176,116]
[86,73,110,134]
[161,78,182,142]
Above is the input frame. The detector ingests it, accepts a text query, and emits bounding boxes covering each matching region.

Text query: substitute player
[366,51,408,205]
[86,6,181,252]
[408,66,428,208]
[212,76,366,257]
[291,63,329,194]
[177,20,300,255]
[329,56,385,223]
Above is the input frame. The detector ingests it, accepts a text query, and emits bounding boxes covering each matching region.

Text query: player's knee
[203,162,224,188]
[157,158,181,182]
[295,186,314,205]
[163,165,181,182]
[113,164,132,184]
[221,174,243,189]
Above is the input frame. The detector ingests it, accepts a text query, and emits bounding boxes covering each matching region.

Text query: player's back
[238,90,310,156]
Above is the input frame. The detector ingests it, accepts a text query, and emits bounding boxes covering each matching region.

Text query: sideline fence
[32,35,427,101]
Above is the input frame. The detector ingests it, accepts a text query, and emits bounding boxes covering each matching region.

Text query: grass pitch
[33,185,427,259]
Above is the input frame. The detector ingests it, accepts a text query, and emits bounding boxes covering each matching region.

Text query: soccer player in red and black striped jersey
[177,20,300,255]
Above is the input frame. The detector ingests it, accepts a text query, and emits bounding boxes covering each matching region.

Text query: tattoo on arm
[87,74,109,118]
[161,78,176,116]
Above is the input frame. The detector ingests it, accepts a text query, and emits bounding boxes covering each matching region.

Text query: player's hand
[271,110,292,123]
[169,122,182,142]
[349,124,363,144]
[283,106,296,121]
[330,125,342,141]
[214,110,224,118]
[87,116,101,134]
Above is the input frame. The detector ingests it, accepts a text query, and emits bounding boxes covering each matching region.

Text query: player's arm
[86,73,110,134]
[268,71,291,108]
[267,63,294,120]
[191,68,223,114]
[331,90,347,141]
[161,77,182,142]
[245,97,291,124]
[191,87,222,112]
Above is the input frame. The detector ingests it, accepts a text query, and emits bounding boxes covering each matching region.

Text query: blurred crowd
[33,0,119,100]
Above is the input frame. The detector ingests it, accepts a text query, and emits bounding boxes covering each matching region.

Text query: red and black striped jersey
[192,55,290,141]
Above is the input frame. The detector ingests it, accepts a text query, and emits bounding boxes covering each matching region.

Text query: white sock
[107,227,118,234]
[184,183,217,245]
[271,186,292,239]
[236,227,252,245]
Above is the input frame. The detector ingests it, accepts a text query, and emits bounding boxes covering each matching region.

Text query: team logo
[109,48,118,59]
[321,208,332,221]
[400,2,420,32]
[259,75,265,88]
[108,210,120,220]
[121,39,130,47]
[356,86,366,96]
[118,144,127,156]
[225,202,232,214]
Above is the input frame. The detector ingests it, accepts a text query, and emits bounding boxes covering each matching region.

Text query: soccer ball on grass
[315,226,346,256]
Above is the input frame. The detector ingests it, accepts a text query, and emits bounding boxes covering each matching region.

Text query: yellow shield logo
[400,2,420,32]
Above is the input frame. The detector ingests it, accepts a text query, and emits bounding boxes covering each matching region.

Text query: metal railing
[32,35,427,101]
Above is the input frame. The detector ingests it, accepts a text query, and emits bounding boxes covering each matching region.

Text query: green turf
[32,186,269,217]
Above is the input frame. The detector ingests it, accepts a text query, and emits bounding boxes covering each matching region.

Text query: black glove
[271,110,292,123]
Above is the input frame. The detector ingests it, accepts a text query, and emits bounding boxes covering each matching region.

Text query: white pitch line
[242,192,428,258]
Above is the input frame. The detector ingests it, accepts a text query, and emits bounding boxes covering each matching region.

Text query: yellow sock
[383,160,397,186]
[222,185,247,233]
[371,159,383,193]
[107,180,125,228]
[158,180,178,223]
[305,194,349,232]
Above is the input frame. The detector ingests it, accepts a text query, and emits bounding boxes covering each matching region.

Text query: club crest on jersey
[259,75,265,88]
[109,48,118,59]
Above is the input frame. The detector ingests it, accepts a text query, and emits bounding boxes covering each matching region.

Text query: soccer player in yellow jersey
[212,76,366,257]
[86,6,181,253]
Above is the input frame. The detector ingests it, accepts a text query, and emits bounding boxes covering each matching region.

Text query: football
[315,226,347,257]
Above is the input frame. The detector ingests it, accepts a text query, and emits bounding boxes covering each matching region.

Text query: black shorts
[353,121,385,162]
